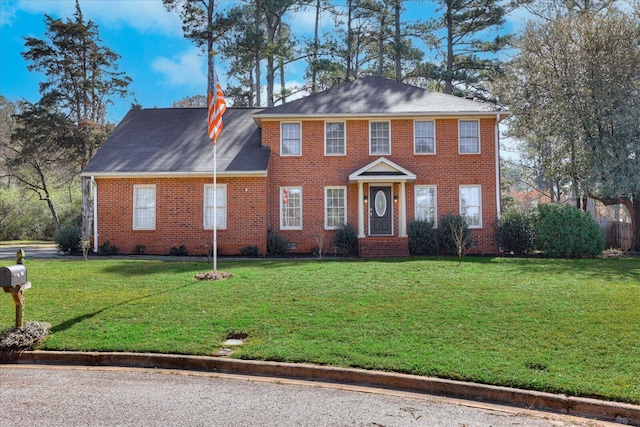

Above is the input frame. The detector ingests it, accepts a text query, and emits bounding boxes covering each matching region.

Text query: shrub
[54,223,81,253]
[240,245,260,257]
[535,203,604,257]
[438,214,472,255]
[99,240,119,255]
[268,232,289,254]
[133,244,146,255]
[496,209,536,255]
[169,244,189,256]
[408,220,438,255]
[333,222,358,255]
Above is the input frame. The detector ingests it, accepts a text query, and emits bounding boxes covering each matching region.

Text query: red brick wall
[262,117,500,254]
[95,176,268,256]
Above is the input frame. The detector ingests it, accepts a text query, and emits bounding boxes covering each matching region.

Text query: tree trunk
[311,0,320,93]
[346,0,353,82]
[445,1,454,94]
[394,0,401,82]
[254,8,262,107]
[599,196,640,251]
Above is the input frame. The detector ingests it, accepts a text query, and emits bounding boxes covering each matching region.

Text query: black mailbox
[0,265,27,287]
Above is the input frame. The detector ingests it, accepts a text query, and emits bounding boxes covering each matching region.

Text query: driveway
[0,243,61,261]
[0,365,611,427]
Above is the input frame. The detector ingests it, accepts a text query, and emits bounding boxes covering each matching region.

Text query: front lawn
[1,257,639,404]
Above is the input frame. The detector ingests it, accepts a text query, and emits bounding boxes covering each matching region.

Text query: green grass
[1,256,639,404]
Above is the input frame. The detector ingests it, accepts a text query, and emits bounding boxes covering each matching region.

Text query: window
[281,122,301,156]
[325,122,345,155]
[460,185,482,228]
[370,121,390,155]
[414,121,435,154]
[325,187,346,229]
[204,184,227,229]
[459,120,479,154]
[281,187,302,229]
[414,186,437,226]
[133,185,156,230]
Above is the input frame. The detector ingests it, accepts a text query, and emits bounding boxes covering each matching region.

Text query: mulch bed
[195,271,233,281]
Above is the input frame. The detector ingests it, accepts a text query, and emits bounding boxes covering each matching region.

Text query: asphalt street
[0,365,613,427]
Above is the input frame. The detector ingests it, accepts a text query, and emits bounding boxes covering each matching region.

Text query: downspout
[494,114,502,219]
[91,176,98,253]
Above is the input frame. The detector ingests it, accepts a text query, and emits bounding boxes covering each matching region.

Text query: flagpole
[210,50,218,274]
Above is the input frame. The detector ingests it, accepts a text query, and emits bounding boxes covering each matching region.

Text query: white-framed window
[280,187,302,230]
[369,121,390,155]
[414,121,435,154]
[204,184,227,230]
[133,185,156,230]
[459,120,480,154]
[414,185,437,226]
[281,122,301,156]
[460,185,482,228]
[325,121,346,155]
[325,186,347,229]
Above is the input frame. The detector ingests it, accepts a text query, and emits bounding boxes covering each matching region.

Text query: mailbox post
[1,252,31,328]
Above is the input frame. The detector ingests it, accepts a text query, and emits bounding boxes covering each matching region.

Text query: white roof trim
[348,157,416,183]
[81,171,268,179]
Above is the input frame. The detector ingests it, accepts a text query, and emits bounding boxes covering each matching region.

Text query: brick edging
[1,350,638,425]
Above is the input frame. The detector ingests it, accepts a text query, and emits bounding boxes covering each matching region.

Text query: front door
[370,186,392,236]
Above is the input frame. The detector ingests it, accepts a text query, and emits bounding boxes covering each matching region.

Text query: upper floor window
[281,122,301,156]
[370,121,390,155]
[325,186,346,229]
[204,184,227,230]
[460,185,482,228]
[459,120,480,154]
[414,121,435,154]
[325,122,346,155]
[415,185,437,226]
[133,185,156,230]
[281,187,302,230]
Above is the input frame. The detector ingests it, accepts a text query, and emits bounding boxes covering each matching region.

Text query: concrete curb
[1,350,638,425]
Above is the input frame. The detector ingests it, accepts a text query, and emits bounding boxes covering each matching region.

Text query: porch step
[358,237,410,258]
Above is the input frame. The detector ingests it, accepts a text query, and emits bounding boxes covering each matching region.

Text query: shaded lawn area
[1,256,639,404]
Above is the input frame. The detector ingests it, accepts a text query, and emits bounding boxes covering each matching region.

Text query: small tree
[439,214,472,257]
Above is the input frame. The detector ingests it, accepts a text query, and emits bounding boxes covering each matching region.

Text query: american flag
[208,68,227,144]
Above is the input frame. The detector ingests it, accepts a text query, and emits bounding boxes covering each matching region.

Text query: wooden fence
[597,219,633,251]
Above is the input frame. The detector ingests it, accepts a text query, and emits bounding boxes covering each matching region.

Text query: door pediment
[348,157,416,183]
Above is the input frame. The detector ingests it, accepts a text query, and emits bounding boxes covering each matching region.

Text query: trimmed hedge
[496,209,536,255]
[408,220,438,255]
[535,203,604,257]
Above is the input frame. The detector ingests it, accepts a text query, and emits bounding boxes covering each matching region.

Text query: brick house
[81,77,507,256]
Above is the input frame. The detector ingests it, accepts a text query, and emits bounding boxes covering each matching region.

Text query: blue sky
[1,0,526,124]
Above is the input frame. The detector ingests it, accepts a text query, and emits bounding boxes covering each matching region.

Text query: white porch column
[399,181,407,237]
[357,181,365,238]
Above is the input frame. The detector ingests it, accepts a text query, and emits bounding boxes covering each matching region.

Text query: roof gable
[254,76,503,119]
[83,108,269,176]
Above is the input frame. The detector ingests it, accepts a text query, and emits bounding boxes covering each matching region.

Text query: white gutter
[495,114,502,219]
[91,176,98,253]
[80,171,268,179]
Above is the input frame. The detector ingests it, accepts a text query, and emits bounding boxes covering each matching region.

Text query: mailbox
[0,265,27,287]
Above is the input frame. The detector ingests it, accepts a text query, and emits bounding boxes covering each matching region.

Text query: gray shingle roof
[83,108,269,176]
[253,76,503,119]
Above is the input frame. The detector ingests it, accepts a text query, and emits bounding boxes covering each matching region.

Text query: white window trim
[369,120,391,156]
[459,184,482,229]
[281,122,302,156]
[413,120,436,155]
[203,184,227,230]
[458,119,481,154]
[324,186,347,230]
[133,184,156,231]
[280,186,303,230]
[414,185,438,227]
[324,121,346,156]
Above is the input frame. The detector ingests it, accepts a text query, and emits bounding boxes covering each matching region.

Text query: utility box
[0,265,27,288]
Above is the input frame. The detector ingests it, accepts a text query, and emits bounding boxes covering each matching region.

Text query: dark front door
[370,186,392,235]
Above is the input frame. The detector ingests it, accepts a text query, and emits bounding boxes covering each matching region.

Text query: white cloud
[0,2,18,26]
[13,0,183,35]
[152,47,207,87]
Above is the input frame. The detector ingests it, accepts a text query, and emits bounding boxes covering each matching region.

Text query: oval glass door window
[374,190,387,217]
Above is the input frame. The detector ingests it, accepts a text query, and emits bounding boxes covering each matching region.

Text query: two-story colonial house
[81,76,507,256]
